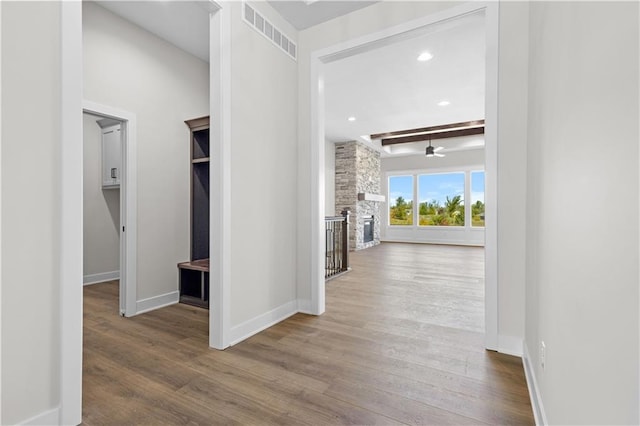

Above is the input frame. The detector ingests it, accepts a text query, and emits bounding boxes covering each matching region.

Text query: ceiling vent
[243,2,297,61]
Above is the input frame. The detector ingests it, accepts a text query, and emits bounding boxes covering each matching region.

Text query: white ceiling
[91,1,485,158]
[95,0,213,62]
[323,10,486,157]
[267,1,378,30]
[94,0,376,61]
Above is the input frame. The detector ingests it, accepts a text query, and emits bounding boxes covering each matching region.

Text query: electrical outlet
[540,341,546,370]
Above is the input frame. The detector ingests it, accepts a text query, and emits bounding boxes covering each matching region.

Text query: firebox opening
[363,215,374,244]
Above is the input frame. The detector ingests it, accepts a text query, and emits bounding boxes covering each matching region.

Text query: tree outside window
[471,171,485,227]
[418,173,465,226]
[389,175,413,226]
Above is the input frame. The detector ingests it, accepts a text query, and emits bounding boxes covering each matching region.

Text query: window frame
[386,166,485,230]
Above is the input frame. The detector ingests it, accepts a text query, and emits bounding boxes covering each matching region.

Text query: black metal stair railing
[325,209,350,279]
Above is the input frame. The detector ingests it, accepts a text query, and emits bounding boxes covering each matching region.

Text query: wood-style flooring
[83,242,534,425]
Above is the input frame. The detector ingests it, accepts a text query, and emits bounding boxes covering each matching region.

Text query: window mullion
[465,171,471,228]
[414,174,418,228]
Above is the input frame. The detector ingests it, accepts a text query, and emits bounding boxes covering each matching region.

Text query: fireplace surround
[334,140,382,251]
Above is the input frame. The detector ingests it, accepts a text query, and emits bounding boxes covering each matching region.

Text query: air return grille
[243,2,297,61]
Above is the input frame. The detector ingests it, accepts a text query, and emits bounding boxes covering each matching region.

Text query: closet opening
[82,103,137,317]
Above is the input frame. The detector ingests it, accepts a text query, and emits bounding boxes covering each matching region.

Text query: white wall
[83,114,120,281]
[83,2,209,303]
[324,140,335,216]
[297,1,528,349]
[1,2,62,423]
[524,2,639,424]
[382,149,484,172]
[381,149,485,245]
[228,2,299,331]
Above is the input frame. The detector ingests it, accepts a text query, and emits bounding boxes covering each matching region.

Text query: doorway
[82,112,122,313]
[309,2,500,349]
[82,102,137,317]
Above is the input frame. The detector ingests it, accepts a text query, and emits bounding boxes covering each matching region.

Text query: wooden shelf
[177,258,209,272]
[192,157,210,164]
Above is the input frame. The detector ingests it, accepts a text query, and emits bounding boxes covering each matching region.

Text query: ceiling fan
[425,139,445,157]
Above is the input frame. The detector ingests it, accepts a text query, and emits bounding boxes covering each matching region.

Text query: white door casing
[308,2,500,350]
[83,101,137,318]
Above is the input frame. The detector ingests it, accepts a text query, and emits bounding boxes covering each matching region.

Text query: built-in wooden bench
[179,117,210,310]
[177,259,209,309]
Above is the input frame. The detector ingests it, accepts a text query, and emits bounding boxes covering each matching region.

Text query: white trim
[135,291,179,315]
[60,2,83,424]
[19,406,60,426]
[197,0,221,14]
[483,0,500,351]
[208,3,232,349]
[523,341,548,426]
[498,334,523,357]
[310,41,326,316]
[385,164,485,176]
[83,270,119,286]
[228,300,298,346]
[381,238,483,247]
[309,3,500,350]
[0,0,3,414]
[82,101,137,318]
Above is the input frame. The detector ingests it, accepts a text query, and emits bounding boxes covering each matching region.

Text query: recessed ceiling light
[348,116,356,122]
[417,51,433,62]
[437,100,451,106]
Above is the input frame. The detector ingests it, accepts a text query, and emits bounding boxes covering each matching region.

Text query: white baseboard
[498,334,523,357]
[135,290,179,315]
[523,341,548,426]
[83,270,119,285]
[19,406,60,426]
[229,300,298,346]
[380,238,484,247]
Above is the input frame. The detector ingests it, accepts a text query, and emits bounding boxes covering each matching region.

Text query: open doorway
[82,104,137,317]
[322,10,487,332]
[310,2,499,349]
[82,112,122,313]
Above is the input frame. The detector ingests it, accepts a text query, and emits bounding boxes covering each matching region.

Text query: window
[471,171,485,227]
[418,172,465,226]
[389,175,413,226]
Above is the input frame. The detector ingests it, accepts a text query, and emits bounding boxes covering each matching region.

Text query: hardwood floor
[83,243,534,425]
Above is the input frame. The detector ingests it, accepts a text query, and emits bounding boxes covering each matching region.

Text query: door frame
[207,1,231,350]
[60,2,82,423]
[308,1,500,349]
[82,102,138,317]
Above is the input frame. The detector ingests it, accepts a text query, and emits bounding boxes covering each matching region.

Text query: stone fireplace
[334,141,383,251]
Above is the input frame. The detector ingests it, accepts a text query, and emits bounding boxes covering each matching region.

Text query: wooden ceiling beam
[371,119,485,140]
[381,126,485,146]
